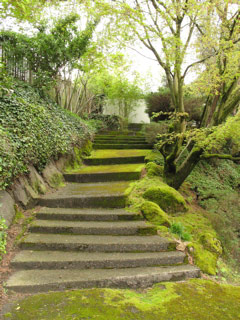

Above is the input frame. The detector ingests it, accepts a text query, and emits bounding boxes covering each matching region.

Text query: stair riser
[6,269,200,293]
[94,138,146,144]
[36,213,142,221]
[38,196,126,209]
[64,172,140,183]
[93,145,151,150]
[84,156,145,165]
[29,226,156,236]
[20,242,175,252]
[12,256,185,270]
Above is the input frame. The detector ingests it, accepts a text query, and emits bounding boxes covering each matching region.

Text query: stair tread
[86,150,150,159]
[6,265,200,291]
[12,250,185,263]
[40,181,130,199]
[22,233,171,245]
[65,163,144,174]
[31,220,150,228]
[38,207,138,215]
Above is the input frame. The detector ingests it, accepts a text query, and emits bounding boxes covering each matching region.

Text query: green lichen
[65,140,93,171]
[188,242,218,275]
[141,200,171,227]
[87,149,150,159]
[144,149,164,165]
[4,280,240,320]
[48,173,64,188]
[143,184,188,213]
[145,162,163,177]
[199,233,222,255]
[66,163,144,174]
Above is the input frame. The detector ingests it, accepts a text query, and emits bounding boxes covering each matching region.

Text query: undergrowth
[186,159,240,274]
[0,80,98,189]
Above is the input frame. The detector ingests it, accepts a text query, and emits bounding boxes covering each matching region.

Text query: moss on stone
[49,173,64,188]
[141,200,171,227]
[145,162,163,177]
[143,185,188,213]
[66,163,144,174]
[4,280,240,320]
[188,242,218,275]
[199,232,223,256]
[144,150,164,165]
[87,149,150,159]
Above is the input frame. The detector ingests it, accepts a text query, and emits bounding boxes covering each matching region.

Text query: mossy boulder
[199,233,222,256]
[144,150,163,165]
[188,242,218,275]
[145,162,163,177]
[143,184,187,213]
[141,201,171,227]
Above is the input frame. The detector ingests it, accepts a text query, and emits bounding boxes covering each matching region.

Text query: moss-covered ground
[86,149,150,159]
[3,279,240,320]
[65,163,144,174]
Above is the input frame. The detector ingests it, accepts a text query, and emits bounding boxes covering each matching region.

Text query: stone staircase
[6,131,199,293]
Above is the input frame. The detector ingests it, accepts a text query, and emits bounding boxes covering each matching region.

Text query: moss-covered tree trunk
[164,148,203,190]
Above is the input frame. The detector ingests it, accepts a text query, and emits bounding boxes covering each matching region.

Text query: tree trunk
[164,147,203,189]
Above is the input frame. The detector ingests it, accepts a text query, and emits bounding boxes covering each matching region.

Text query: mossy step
[86,150,150,159]
[93,144,152,150]
[95,137,146,141]
[64,172,141,183]
[11,251,186,270]
[66,164,144,174]
[20,234,175,252]
[94,140,147,145]
[64,164,144,183]
[38,182,130,208]
[36,208,142,221]
[29,220,156,236]
[6,265,200,293]
[84,150,150,165]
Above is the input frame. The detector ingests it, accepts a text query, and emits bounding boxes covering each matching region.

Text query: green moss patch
[145,162,163,177]
[4,280,240,320]
[144,149,164,165]
[65,163,144,174]
[172,212,222,274]
[143,185,187,213]
[87,149,150,159]
[141,200,171,227]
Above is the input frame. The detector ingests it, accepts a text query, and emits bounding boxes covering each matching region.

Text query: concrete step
[84,156,145,165]
[6,265,200,293]
[93,144,152,150]
[29,220,157,236]
[36,208,142,221]
[64,171,141,182]
[20,234,176,252]
[11,250,186,270]
[38,182,130,208]
[84,150,150,165]
[94,139,146,144]
[64,164,144,183]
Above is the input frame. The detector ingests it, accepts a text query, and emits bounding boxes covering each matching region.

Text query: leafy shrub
[0,217,7,261]
[170,222,191,241]
[144,121,170,144]
[184,96,205,124]
[145,88,204,124]
[0,81,95,189]
[87,114,121,131]
[145,89,173,121]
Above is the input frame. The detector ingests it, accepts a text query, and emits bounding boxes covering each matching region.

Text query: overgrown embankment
[0,81,96,190]
[126,150,240,279]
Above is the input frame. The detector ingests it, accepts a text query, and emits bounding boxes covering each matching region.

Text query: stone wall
[0,141,91,227]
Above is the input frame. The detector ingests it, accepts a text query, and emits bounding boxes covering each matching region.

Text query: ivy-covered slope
[0,81,95,190]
